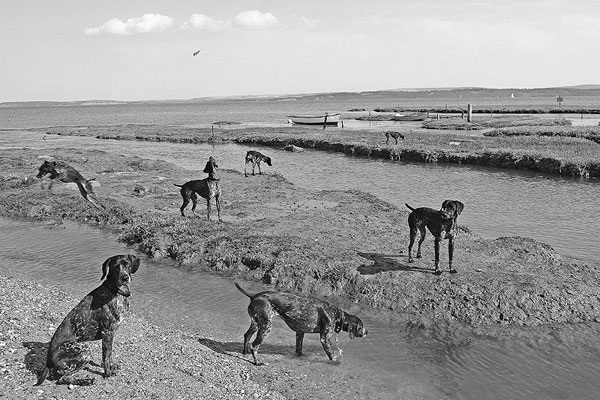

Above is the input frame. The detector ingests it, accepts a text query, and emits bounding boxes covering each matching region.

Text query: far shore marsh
[34,112,600,178]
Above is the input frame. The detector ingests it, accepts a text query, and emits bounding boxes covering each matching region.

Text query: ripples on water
[2,218,600,399]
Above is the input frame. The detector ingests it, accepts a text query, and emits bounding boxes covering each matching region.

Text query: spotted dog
[36,160,104,209]
[174,156,222,221]
[384,131,404,145]
[36,255,140,386]
[244,150,272,177]
[405,200,465,275]
[235,283,367,365]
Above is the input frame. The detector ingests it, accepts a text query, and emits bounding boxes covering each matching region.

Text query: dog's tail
[34,367,49,386]
[173,184,184,188]
[234,282,255,298]
[405,203,415,211]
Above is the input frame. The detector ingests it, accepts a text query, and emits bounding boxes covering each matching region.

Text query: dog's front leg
[319,330,336,361]
[101,331,118,377]
[434,237,442,275]
[295,332,305,356]
[448,236,456,273]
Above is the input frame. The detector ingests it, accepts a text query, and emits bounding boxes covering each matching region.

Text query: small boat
[287,113,340,125]
[392,112,429,121]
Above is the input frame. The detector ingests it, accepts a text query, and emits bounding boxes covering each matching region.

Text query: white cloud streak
[182,14,232,32]
[84,14,173,35]
[233,10,279,29]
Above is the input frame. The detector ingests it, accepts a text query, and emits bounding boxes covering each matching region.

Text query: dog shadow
[23,341,47,380]
[198,337,328,365]
[357,252,435,275]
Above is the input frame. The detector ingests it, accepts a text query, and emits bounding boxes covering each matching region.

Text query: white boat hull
[287,114,340,125]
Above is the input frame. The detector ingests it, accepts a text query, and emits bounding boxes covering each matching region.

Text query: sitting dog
[36,160,104,209]
[174,156,222,220]
[244,150,272,177]
[384,131,404,145]
[235,283,367,365]
[405,200,464,275]
[36,254,140,386]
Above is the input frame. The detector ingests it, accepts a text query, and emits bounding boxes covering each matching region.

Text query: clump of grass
[485,125,600,144]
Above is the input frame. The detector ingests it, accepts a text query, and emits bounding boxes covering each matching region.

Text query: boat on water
[287,113,340,125]
[392,112,429,121]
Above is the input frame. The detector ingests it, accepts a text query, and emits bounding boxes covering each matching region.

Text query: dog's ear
[101,256,116,281]
[348,323,356,339]
[455,201,464,216]
[127,255,140,275]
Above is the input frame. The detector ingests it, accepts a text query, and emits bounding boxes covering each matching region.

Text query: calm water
[2,218,600,400]
[1,98,599,129]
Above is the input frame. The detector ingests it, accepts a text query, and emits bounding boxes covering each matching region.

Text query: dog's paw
[434,270,442,276]
[449,269,457,274]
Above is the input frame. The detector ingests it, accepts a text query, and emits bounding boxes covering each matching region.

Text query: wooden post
[323,113,328,130]
[467,104,472,122]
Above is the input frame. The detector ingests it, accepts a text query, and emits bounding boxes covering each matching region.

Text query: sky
[1,0,599,102]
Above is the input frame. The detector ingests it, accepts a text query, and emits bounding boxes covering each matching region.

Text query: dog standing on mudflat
[36,254,140,386]
[174,156,222,221]
[244,150,272,177]
[405,200,464,275]
[235,283,367,365]
[36,160,104,209]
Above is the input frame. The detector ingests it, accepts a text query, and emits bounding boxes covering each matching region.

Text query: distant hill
[2,85,600,107]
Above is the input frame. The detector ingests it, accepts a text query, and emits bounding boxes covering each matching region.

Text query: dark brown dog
[174,156,222,220]
[244,150,272,177]
[35,254,140,386]
[37,160,104,209]
[384,131,404,145]
[406,200,464,275]
[235,283,367,365]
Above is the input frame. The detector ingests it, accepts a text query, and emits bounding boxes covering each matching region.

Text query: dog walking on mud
[244,150,272,177]
[405,200,464,275]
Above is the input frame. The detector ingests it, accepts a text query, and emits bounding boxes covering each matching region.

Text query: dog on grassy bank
[36,160,104,209]
[174,156,222,220]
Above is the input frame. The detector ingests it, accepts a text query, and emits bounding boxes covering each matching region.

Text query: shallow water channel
[2,218,600,399]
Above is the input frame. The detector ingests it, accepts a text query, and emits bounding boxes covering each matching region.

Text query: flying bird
[193,49,202,56]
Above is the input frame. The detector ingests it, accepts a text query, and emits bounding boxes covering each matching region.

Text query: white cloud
[182,14,231,32]
[84,14,173,36]
[234,10,279,29]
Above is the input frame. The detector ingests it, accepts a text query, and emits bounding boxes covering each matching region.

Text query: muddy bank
[1,141,599,327]
[36,124,600,178]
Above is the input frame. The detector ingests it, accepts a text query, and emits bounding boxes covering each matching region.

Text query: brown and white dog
[405,200,464,275]
[235,283,367,365]
[36,255,140,386]
[36,160,104,209]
